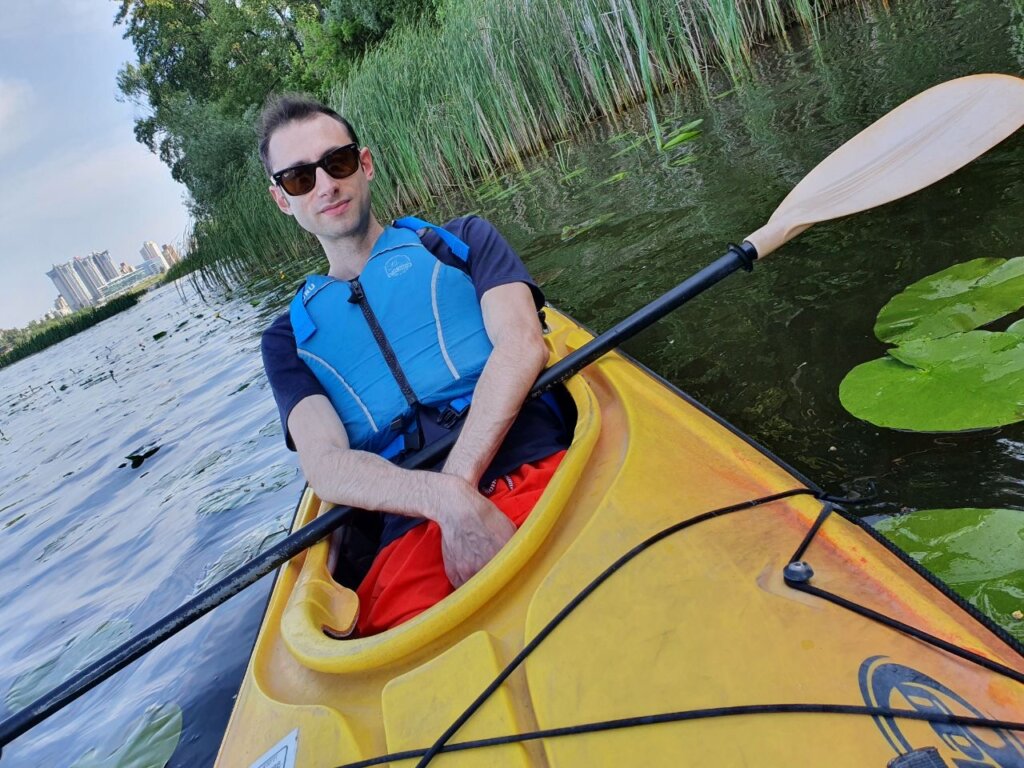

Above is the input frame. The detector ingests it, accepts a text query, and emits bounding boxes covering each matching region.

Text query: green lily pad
[873,509,1024,643]
[839,330,1024,431]
[70,702,183,768]
[6,620,134,710]
[1008,318,1024,336]
[875,257,1024,344]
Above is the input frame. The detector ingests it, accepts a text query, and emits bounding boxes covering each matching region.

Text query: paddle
[1,73,1022,757]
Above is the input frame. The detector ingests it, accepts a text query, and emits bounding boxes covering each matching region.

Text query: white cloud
[0,79,34,158]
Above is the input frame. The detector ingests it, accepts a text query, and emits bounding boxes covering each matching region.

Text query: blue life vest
[289,217,493,457]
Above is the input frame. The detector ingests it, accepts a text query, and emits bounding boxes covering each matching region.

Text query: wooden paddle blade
[746,74,1024,258]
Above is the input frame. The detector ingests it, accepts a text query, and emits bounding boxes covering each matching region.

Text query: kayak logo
[385,254,413,278]
[859,656,1024,767]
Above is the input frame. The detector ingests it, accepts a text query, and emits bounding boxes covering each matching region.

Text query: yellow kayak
[216,308,1024,768]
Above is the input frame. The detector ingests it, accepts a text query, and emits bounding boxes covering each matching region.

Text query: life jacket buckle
[437,397,471,429]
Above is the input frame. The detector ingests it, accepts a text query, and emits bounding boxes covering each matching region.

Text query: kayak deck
[217,309,1024,767]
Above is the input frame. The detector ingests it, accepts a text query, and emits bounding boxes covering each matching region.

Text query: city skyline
[45,244,173,317]
[0,3,192,330]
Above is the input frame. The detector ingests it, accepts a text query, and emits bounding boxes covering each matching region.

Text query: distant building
[140,240,169,272]
[161,243,182,266]
[87,250,119,282]
[53,295,72,317]
[47,262,93,311]
[100,261,161,300]
[72,256,105,301]
[119,262,136,275]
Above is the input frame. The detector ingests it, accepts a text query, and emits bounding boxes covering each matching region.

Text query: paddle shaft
[0,245,755,752]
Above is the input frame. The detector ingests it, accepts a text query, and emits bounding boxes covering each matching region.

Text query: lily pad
[873,509,1024,643]
[70,702,183,768]
[6,620,134,710]
[839,331,1024,431]
[875,257,1024,344]
[1008,319,1024,336]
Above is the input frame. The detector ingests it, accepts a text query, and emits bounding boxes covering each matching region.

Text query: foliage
[6,620,134,710]
[839,331,1024,432]
[0,294,145,370]
[840,256,1024,432]
[115,0,848,284]
[70,703,182,768]
[874,509,1024,643]
[114,0,438,215]
[874,257,1024,344]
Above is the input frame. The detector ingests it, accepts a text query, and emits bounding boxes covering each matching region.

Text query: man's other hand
[433,475,516,588]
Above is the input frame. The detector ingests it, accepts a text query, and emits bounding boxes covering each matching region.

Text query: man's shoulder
[261,309,295,350]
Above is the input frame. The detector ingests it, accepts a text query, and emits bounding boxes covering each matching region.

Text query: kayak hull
[216,309,1024,768]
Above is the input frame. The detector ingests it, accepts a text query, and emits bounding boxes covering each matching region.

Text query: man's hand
[433,474,516,587]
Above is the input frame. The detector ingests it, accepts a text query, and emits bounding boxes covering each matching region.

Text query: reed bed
[188,0,849,288]
[177,169,322,291]
[0,294,144,370]
[337,0,845,213]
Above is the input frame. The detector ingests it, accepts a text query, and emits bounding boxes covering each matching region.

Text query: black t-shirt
[261,215,571,547]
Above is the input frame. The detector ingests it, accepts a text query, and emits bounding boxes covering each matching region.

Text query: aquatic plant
[874,508,1024,643]
[839,258,1024,432]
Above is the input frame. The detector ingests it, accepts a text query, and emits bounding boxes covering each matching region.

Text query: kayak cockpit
[275,317,602,672]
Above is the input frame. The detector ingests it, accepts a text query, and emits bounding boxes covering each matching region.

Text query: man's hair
[258,94,360,175]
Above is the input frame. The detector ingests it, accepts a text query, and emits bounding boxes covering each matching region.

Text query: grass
[187,0,852,289]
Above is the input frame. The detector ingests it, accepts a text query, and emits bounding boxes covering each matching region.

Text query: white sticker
[249,728,299,768]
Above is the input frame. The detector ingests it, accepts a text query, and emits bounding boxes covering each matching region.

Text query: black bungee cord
[329,489,1024,768]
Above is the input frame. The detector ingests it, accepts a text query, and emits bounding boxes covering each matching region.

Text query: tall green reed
[188,0,851,288]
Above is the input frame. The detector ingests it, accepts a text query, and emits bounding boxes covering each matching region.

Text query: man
[258,95,570,636]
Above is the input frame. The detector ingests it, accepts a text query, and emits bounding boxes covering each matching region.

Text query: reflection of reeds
[188,0,844,287]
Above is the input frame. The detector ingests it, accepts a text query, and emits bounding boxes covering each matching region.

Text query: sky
[0,1,192,329]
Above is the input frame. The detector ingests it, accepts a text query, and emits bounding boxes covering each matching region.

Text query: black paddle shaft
[0,243,755,753]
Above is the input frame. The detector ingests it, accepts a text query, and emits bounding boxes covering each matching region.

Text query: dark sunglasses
[272,144,361,196]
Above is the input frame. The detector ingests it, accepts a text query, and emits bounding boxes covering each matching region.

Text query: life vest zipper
[347,277,420,410]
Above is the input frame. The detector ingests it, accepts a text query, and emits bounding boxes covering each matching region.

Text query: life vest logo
[859,656,1024,766]
[385,255,413,278]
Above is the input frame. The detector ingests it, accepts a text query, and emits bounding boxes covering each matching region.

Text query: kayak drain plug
[783,560,814,584]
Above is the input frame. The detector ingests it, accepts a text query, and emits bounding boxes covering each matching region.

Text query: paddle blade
[746,74,1024,258]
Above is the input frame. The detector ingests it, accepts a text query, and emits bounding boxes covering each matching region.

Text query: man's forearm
[443,332,549,485]
[300,446,449,521]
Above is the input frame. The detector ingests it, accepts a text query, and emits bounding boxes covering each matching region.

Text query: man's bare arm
[288,395,515,586]
[442,282,550,486]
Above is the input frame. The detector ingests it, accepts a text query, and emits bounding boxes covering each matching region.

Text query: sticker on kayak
[859,656,1024,767]
[249,728,298,768]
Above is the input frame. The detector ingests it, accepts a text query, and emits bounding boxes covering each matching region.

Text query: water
[0,284,305,765]
[1,0,1023,764]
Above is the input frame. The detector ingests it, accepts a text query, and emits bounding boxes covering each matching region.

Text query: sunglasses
[272,144,361,196]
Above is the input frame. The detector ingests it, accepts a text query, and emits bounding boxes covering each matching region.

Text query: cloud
[0,79,34,158]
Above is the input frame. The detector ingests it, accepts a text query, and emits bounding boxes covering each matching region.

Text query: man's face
[266,113,375,243]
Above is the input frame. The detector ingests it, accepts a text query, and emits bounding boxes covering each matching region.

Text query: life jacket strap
[393,216,470,263]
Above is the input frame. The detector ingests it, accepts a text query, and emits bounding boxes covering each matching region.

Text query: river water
[1,0,1022,764]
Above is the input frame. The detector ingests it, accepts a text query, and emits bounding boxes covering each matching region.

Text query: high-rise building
[140,240,169,272]
[119,262,136,275]
[54,295,72,316]
[87,250,119,282]
[72,256,105,301]
[161,243,182,266]
[47,262,93,311]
